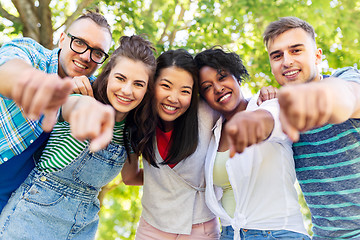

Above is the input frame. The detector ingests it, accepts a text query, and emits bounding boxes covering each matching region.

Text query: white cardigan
[141,101,218,234]
[204,96,309,240]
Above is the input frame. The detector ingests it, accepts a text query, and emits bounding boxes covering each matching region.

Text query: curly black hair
[194,47,249,85]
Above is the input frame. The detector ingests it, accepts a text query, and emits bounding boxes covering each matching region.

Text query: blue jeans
[0,142,126,240]
[220,226,311,240]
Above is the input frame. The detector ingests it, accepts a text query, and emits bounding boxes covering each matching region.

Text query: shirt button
[40,176,47,182]
[30,139,34,143]
[3,157,8,162]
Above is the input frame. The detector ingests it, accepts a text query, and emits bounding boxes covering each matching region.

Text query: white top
[141,101,219,234]
[204,95,309,240]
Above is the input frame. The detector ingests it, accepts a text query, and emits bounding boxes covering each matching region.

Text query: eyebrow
[160,79,173,85]
[269,43,305,57]
[76,35,106,52]
[289,43,304,49]
[161,78,192,89]
[200,81,209,87]
[135,79,147,84]
[115,73,127,79]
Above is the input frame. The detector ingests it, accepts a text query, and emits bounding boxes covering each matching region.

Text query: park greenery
[1,0,359,239]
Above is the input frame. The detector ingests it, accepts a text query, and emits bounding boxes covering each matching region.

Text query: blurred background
[1,0,359,238]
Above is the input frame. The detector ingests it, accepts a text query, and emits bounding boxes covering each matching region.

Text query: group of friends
[0,10,359,240]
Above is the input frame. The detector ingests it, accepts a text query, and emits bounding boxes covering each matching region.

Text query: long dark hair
[141,49,199,167]
[92,35,157,158]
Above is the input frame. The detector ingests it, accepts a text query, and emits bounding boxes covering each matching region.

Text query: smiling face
[267,28,322,86]
[199,66,246,120]
[106,57,150,122]
[154,66,193,131]
[58,18,112,78]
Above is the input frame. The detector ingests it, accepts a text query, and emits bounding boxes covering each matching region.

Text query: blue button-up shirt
[0,37,61,164]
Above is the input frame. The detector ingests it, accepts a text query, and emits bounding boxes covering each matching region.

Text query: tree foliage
[1,0,359,239]
[96,175,142,240]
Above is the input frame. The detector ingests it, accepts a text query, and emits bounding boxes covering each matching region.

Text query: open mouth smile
[217,93,231,103]
[73,60,88,69]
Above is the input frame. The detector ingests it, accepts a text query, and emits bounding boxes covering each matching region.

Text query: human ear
[315,48,323,65]
[58,32,66,49]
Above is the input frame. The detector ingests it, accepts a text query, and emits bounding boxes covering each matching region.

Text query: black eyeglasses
[67,33,109,64]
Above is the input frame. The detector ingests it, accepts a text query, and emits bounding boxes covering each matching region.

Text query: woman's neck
[158,120,174,133]
[223,98,249,121]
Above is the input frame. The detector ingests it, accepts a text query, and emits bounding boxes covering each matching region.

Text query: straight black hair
[141,49,199,167]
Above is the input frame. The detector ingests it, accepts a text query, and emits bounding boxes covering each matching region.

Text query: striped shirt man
[293,67,360,239]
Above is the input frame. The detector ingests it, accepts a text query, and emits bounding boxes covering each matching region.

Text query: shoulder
[198,99,221,126]
[1,38,46,52]
[331,67,360,84]
[0,38,53,67]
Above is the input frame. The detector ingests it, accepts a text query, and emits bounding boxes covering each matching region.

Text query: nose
[283,52,294,67]
[166,91,179,103]
[214,82,224,94]
[79,49,91,62]
[121,81,133,95]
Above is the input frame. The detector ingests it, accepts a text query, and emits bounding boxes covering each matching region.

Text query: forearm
[252,109,275,140]
[324,78,360,123]
[121,154,144,186]
[61,95,85,122]
[225,108,275,155]
[122,168,144,186]
[278,78,360,142]
[0,59,34,98]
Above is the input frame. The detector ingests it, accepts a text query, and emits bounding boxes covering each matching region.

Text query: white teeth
[117,96,131,102]
[74,61,86,69]
[219,93,230,102]
[164,104,176,111]
[284,70,298,76]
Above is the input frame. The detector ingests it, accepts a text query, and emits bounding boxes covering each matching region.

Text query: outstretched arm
[278,77,360,142]
[62,95,115,152]
[121,154,144,186]
[225,109,275,157]
[0,59,74,131]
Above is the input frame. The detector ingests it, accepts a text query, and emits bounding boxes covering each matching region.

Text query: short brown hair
[263,16,315,48]
[73,10,112,37]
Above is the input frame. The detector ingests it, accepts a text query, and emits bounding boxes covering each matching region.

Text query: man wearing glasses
[0,11,113,212]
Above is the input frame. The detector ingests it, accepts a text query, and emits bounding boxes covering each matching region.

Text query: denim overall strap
[51,142,127,191]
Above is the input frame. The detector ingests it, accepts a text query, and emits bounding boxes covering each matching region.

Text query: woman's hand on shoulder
[257,86,278,106]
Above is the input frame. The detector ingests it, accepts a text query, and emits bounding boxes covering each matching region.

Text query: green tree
[96,176,142,240]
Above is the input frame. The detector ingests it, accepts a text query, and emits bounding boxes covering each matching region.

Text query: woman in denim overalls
[0,35,157,240]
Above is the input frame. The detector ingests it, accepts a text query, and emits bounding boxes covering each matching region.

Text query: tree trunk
[38,0,54,49]
[9,0,96,49]
[12,0,40,42]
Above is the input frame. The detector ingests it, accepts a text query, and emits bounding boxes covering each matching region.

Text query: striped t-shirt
[293,120,360,239]
[293,67,360,239]
[37,120,128,173]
